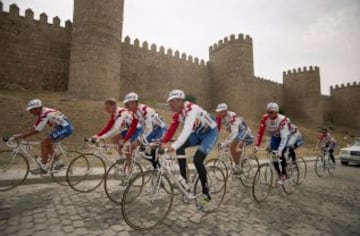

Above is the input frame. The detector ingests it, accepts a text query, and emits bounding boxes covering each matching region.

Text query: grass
[0,89,357,159]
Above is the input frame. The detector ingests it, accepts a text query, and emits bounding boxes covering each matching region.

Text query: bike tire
[252,163,272,203]
[327,154,336,176]
[315,154,326,177]
[121,170,174,230]
[296,157,307,184]
[50,150,83,186]
[66,153,106,193]
[0,150,29,191]
[281,161,299,195]
[239,155,259,188]
[104,159,143,204]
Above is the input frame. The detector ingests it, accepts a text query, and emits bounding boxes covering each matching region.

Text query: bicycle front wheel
[281,161,299,195]
[296,157,307,184]
[194,165,227,212]
[315,155,326,177]
[121,170,174,230]
[66,153,106,193]
[239,155,259,188]
[205,158,229,180]
[50,150,82,186]
[0,150,29,191]
[104,159,143,204]
[252,163,272,203]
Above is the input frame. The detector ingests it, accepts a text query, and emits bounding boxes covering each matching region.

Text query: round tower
[208,33,255,119]
[68,0,124,99]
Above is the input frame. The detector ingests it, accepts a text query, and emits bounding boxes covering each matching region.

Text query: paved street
[0,163,359,236]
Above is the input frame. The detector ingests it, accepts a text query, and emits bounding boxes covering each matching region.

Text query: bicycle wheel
[205,158,229,180]
[327,154,336,176]
[315,154,326,177]
[281,161,299,195]
[0,151,29,191]
[50,150,82,186]
[66,153,106,193]
[252,163,272,203]
[296,157,307,184]
[239,155,259,188]
[122,170,174,230]
[193,165,227,212]
[104,159,143,204]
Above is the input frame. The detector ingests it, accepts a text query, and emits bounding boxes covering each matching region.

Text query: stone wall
[330,82,360,129]
[283,66,323,124]
[0,3,72,91]
[120,36,211,107]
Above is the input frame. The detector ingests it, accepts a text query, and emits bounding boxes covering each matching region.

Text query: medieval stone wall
[0,3,71,91]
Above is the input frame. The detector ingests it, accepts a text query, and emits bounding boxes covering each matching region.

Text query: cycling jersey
[256,113,291,153]
[216,111,253,145]
[124,104,166,141]
[97,107,134,140]
[162,101,217,151]
[33,107,70,132]
[319,132,336,150]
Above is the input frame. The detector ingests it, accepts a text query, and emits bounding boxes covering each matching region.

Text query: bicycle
[206,143,259,188]
[314,147,336,177]
[121,143,227,230]
[0,137,80,191]
[296,156,307,184]
[252,149,299,203]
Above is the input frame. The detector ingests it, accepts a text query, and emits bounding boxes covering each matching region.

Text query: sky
[3,0,360,95]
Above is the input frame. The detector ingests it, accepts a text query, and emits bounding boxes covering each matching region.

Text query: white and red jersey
[318,132,336,147]
[216,111,251,145]
[33,107,70,132]
[162,101,217,150]
[124,103,166,141]
[255,113,291,152]
[97,107,133,140]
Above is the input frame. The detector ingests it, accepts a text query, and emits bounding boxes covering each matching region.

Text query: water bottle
[177,176,190,191]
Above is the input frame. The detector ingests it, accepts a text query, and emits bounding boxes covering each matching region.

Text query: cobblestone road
[0,164,359,236]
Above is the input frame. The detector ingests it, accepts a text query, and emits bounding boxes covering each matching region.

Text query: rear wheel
[50,151,82,186]
[315,154,326,177]
[281,161,299,195]
[296,157,307,184]
[104,159,143,204]
[239,155,259,188]
[0,151,29,191]
[252,163,272,203]
[327,155,336,176]
[66,153,106,192]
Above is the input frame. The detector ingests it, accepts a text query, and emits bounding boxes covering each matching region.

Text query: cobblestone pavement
[0,163,359,236]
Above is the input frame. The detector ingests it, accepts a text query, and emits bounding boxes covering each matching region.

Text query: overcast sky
[3,0,360,95]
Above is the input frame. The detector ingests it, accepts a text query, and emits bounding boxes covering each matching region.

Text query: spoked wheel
[50,151,82,186]
[194,165,227,212]
[296,157,307,184]
[281,161,299,195]
[205,158,229,180]
[327,155,336,176]
[315,154,326,177]
[0,151,29,191]
[239,155,259,188]
[252,163,272,203]
[66,153,106,192]
[104,159,143,204]
[121,170,174,230]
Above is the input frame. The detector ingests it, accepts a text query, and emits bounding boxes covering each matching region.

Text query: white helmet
[26,99,42,111]
[215,103,228,112]
[266,102,279,112]
[166,89,185,102]
[123,92,139,104]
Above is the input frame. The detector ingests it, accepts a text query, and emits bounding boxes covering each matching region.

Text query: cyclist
[122,92,167,168]
[92,98,142,153]
[162,89,218,210]
[10,99,73,174]
[215,103,254,174]
[254,102,293,184]
[318,128,336,165]
[286,121,304,162]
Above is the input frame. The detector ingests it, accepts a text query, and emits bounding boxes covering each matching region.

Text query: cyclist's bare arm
[13,127,39,140]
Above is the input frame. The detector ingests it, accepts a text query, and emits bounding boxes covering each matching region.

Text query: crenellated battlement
[209,33,252,54]
[254,76,282,86]
[0,1,72,30]
[330,81,360,90]
[123,35,207,66]
[282,66,319,76]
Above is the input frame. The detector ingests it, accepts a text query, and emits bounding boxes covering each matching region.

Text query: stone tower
[283,66,323,124]
[208,34,255,119]
[68,0,124,99]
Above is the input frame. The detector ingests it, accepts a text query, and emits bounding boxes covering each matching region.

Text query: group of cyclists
[9,89,337,208]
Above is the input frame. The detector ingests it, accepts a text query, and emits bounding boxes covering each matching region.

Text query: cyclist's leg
[270,136,282,176]
[176,139,191,180]
[230,140,241,165]
[41,137,53,165]
[146,127,167,169]
[47,125,73,163]
[195,128,218,199]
